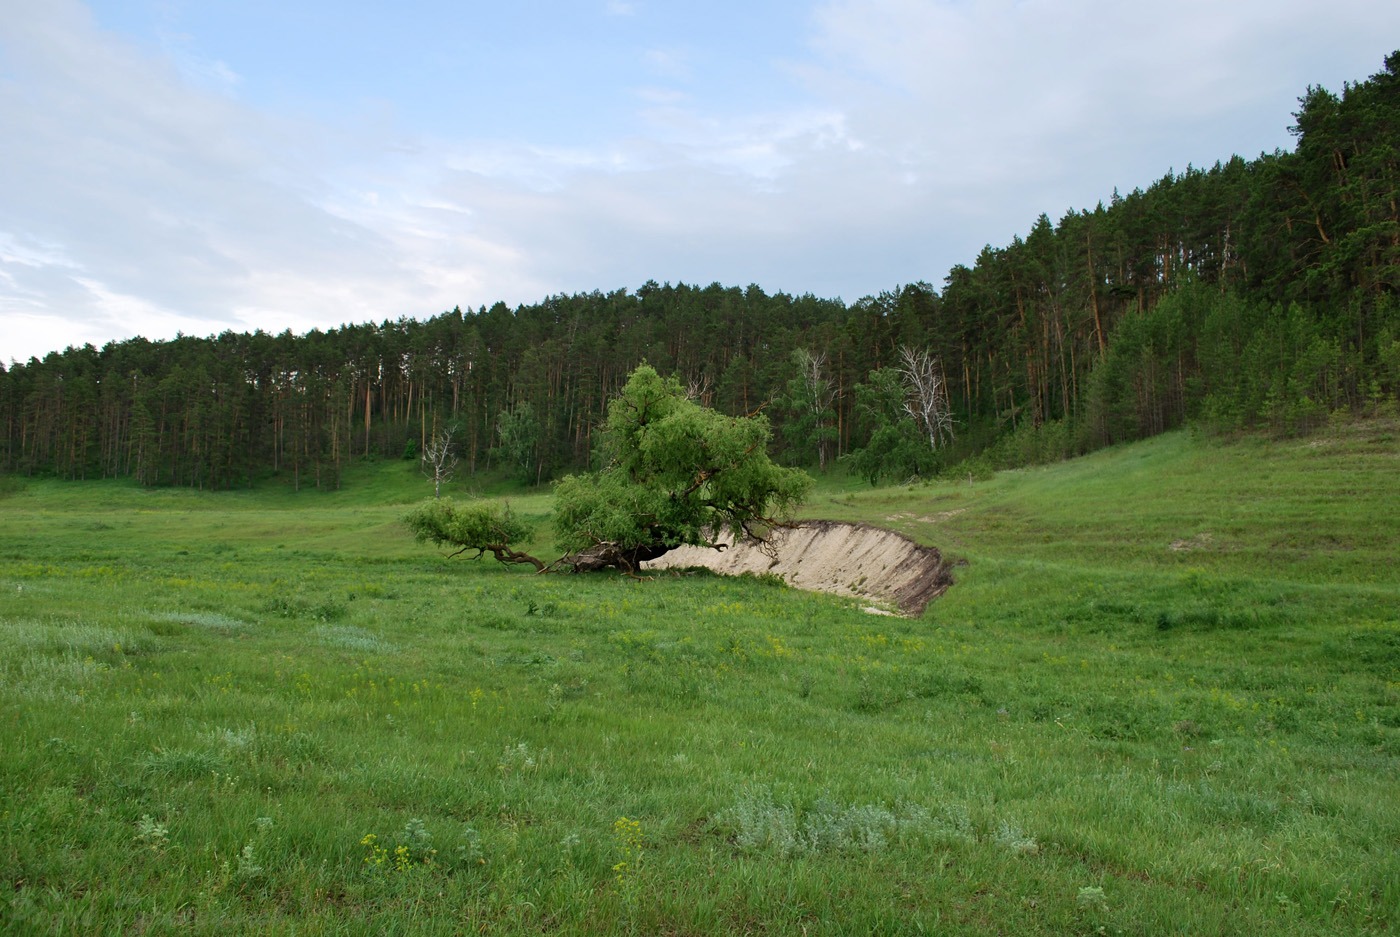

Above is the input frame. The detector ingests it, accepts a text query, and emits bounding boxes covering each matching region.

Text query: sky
[2,1,1398,366]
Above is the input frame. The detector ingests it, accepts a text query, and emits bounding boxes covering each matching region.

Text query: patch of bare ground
[644,520,957,617]
[1168,532,1214,552]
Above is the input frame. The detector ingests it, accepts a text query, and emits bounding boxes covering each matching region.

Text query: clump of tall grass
[199,724,257,751]
[715,787,973,857]
[311,624,397,653]
[0,618,143,702]
[265,594,347,622]
[149,610,254,633]
[0,617,147,655]
[138,746,227,780]
[13,654,106,704]
[993,819,1039,855]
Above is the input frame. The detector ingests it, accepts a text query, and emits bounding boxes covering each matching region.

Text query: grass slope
[0,418,1396,935]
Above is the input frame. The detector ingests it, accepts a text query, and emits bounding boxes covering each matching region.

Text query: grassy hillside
[1,417,1396,935]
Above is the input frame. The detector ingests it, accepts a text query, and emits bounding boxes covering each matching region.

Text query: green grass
[1,417,1397,935]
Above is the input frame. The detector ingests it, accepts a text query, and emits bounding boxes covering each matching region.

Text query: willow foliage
[403,497,542,570]
[553,366,811,571]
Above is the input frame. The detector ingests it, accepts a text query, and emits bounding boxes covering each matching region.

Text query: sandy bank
[643,520,956,616]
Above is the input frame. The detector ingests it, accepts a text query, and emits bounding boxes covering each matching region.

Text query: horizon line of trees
[2,52,1397,489]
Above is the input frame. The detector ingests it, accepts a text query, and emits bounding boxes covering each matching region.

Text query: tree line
[2,52,1397,488]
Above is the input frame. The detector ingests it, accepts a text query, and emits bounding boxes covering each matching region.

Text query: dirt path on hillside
[643,520,956,616]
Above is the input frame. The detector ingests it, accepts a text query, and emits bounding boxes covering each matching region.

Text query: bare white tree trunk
[898,345,954,450]
[421,428,458,498]
[794,348,838,469]
[684,371,712,404]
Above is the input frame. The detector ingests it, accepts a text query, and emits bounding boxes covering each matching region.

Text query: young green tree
[493,400,541,484]
[843,367,934,484]
[778,348,839,470]
[552,365,811,573]
[402,497,544,570]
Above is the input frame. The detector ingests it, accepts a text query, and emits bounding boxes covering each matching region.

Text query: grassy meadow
[1,416,1397,935]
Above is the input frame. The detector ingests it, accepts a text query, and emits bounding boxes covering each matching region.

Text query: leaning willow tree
[553,365,812,572]
[405,365,812,574]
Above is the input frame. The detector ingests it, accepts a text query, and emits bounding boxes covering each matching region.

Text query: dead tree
[684,371,713,405]
[897,345,954,450]
[792,348,839,470]
[421,428,458,499]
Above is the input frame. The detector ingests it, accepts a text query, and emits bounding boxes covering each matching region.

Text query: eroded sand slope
[644,520,955,616]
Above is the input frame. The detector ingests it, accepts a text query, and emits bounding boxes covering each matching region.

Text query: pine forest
[3,53,1397,490]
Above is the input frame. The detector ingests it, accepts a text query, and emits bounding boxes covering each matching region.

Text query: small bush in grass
[151,610,252,633]
[994,820,1039,856]
[312,624,396,654]
[717,788,965,857]
[135,815,169,852]
[360,818,438,874]
[139,747,226,779]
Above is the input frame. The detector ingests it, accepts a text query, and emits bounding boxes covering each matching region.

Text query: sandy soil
[644,520,956,616]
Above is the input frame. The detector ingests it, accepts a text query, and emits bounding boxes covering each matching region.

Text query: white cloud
[0,232,82,272]
[157,25,244,97]
[633,86,690,106]
[3,0,1399,365]
[643,47,694,82]
[803,0,1400,193]
[0,1,491,362]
